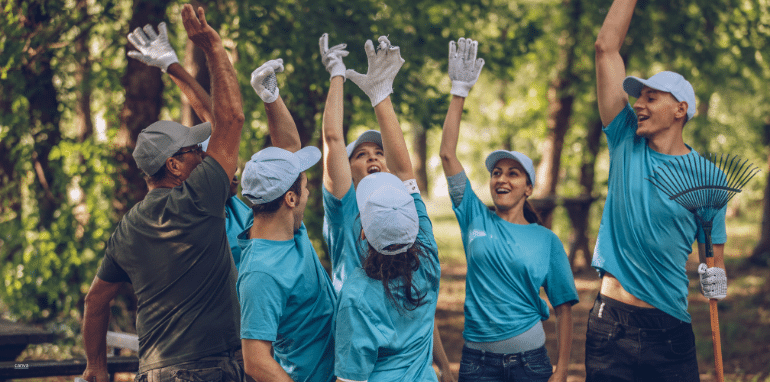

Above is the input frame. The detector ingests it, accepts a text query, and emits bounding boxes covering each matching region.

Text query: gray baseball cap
[133,120,211,176]
[623,71,696,121]
[346,130,383,158]
[241,146,321,205]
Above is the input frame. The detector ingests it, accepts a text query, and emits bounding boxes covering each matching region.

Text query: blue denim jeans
[585,294,700,382]
[134,349,243,382]
[458,345,553,382]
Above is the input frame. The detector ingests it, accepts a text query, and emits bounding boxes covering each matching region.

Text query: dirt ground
[434,262,770,382]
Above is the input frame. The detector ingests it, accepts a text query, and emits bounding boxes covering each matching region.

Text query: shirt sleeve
[542,232,579,308]
[452,178,487,238]
[182,156,231,217]
[334,305,386,381]
[238,271,286,341]
[446,170,468,207]
[96,253,130,283]
[603,103,638,151]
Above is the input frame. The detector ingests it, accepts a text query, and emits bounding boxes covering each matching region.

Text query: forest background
[1,0,769,380]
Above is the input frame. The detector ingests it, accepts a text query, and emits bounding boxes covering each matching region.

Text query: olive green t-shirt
[98,156,240,372]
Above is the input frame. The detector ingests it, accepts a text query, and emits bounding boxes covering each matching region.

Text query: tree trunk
[749,119,770,267]
[181,40,210,127]
[114,0,171,214]
[567,118,603,269]
[533,0,581,229]
[74,0,93,143]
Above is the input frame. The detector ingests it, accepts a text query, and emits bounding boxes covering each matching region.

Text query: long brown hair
[523,199,541,225]
[360,235,437,312]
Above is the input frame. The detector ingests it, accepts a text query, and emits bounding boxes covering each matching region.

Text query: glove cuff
[262,87,280,104]
[159,55,179,73]
[369,84,393,107]
[329,66,347,81]
[450,81,472,98]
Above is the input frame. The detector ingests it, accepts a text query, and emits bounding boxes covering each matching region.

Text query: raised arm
[319,33,353,197]
[250,59,301,152]
[595,0,637,126]
[127,23,213,124]
[440,37,484,178]
[182,4,244,179]
[347,36,412,181]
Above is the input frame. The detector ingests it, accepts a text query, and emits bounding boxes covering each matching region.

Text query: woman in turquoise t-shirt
[439,37,578,382]
[333,35,442,382]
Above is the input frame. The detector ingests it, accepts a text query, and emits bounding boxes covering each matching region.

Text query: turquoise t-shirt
[323,184,365,293]
[335,193,440,382]
[452,179,578,343]
[225,196,253,270]
[237,223,337,382]
[592,103,727,323]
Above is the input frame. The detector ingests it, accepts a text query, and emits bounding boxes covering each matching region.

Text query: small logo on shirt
[469,229,487,241]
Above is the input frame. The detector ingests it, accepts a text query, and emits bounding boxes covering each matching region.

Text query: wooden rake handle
[705,256,725,382]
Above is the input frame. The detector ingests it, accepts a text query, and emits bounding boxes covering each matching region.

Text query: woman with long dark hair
[332,36,441,382]
[439,37,579,382]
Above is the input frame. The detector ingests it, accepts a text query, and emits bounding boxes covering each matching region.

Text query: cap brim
[346,130,383,158]
[183,121,212,148]
[622,76,645,98]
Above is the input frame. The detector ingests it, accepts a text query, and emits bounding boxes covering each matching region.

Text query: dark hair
[148,163,168,183]
[523,200,541,224]
[250,174,303,215]
[360,233,437,313]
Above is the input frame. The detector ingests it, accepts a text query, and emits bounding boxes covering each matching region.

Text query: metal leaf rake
[647,152,759,382]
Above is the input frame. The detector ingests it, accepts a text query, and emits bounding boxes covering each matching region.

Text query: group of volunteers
[81,1,730,381]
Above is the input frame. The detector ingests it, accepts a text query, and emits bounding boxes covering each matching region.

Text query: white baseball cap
[241,146,321,204]
[484,150,536,186]
[133,120,211,176]
[623,71,696,121]
[346,130,383,158]
[356,172,419,256]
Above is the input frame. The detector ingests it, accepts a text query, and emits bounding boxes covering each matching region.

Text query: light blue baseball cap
[623,71,696,121]
[356,172,419,256]
[133,120,211,176]
[485,150,536,187]
[241,146,321,205]
[200,137,210,151]
[346,130,383,158]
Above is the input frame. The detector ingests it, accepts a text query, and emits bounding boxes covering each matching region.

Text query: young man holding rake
[588,0,728,380]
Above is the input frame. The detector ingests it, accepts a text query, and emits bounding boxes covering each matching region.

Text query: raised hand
[319,33,349,80]
[251,59,284,104]
[346,36,405,107]
[181,4,221,53]
[448,37,484,98]
[127,22,179,72]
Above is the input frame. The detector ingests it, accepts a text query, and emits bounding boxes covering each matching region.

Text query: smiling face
[633,87,687,138]
[488,158,533,212]
[349,142,390,187]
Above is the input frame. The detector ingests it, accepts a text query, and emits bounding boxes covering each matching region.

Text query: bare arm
[82,276,123,382]
[166,63,213,123]
[432,322,456,382]
[439,95,466,178]
[322,76,353,198]
[182,4,244,180]
[374,97,414,181]
[242,339,295,382]
[595,0,637,126]
[264,96,301,152]
[549,303,573,382]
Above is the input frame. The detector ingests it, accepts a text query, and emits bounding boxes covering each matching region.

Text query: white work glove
[448,37,485,98]
[698,263,727,300]
[251,59,284,104]
[346,36,405,107]
[127,22,179,72]
[319,33,349,80]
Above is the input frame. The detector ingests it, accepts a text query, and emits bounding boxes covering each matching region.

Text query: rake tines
[646,153,760,223]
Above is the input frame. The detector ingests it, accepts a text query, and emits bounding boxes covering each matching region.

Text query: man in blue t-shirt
[236,60,337,382]
[588,1,729,381]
